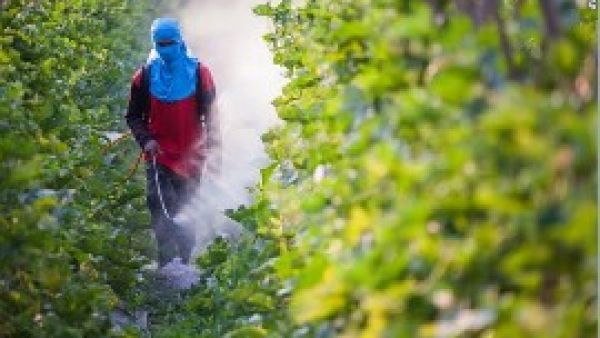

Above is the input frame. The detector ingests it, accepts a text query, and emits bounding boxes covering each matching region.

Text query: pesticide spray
[156,0,285,287]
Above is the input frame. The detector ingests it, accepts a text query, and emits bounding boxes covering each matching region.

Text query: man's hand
[144,139,161,156]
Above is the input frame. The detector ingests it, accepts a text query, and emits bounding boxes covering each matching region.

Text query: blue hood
[147,18,198,102]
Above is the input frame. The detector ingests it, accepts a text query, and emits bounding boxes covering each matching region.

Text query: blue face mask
[147,18,199,102]
[155,43,184,63]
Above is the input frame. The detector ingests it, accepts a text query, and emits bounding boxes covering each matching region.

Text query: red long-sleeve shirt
[125,63,218,178]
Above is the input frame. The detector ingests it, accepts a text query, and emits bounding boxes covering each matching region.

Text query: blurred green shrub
[0,0,156,336]
[246,1,596,337]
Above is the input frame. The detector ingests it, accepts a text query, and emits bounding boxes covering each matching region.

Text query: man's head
[151,18,186,63]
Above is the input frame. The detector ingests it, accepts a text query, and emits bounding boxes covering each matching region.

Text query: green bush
[250,1,597,337]
[0,1,157,336]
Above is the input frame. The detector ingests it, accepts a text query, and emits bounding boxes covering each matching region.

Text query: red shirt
[127,64,216,178]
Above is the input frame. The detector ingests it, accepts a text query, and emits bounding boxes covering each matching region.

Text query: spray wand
[152,154,181,228]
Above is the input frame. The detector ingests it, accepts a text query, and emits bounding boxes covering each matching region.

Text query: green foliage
[165,1,597,337]
[0,0,158,336]
[152,218,292,337]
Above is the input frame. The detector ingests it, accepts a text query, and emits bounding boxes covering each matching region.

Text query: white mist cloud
[170,0,285,252]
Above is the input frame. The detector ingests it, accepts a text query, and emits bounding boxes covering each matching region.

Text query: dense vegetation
[158,1,597,337]
[1,0,597,337]
[0,1,157,336]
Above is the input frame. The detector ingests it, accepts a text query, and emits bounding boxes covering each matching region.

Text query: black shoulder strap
[140,64,150,122]
[141,64,150,93]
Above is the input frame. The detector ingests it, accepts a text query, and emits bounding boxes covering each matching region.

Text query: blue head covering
[147,18,198,102]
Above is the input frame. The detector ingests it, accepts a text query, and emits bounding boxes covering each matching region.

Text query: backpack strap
[140,63,150,122]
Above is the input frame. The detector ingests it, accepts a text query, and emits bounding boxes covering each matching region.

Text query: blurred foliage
[164,1,597,337]
[0,0,158,336]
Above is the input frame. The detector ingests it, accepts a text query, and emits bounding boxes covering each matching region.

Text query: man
[126,18,220,267]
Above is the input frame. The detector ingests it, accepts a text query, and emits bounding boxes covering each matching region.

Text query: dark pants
[146,162,197,267]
